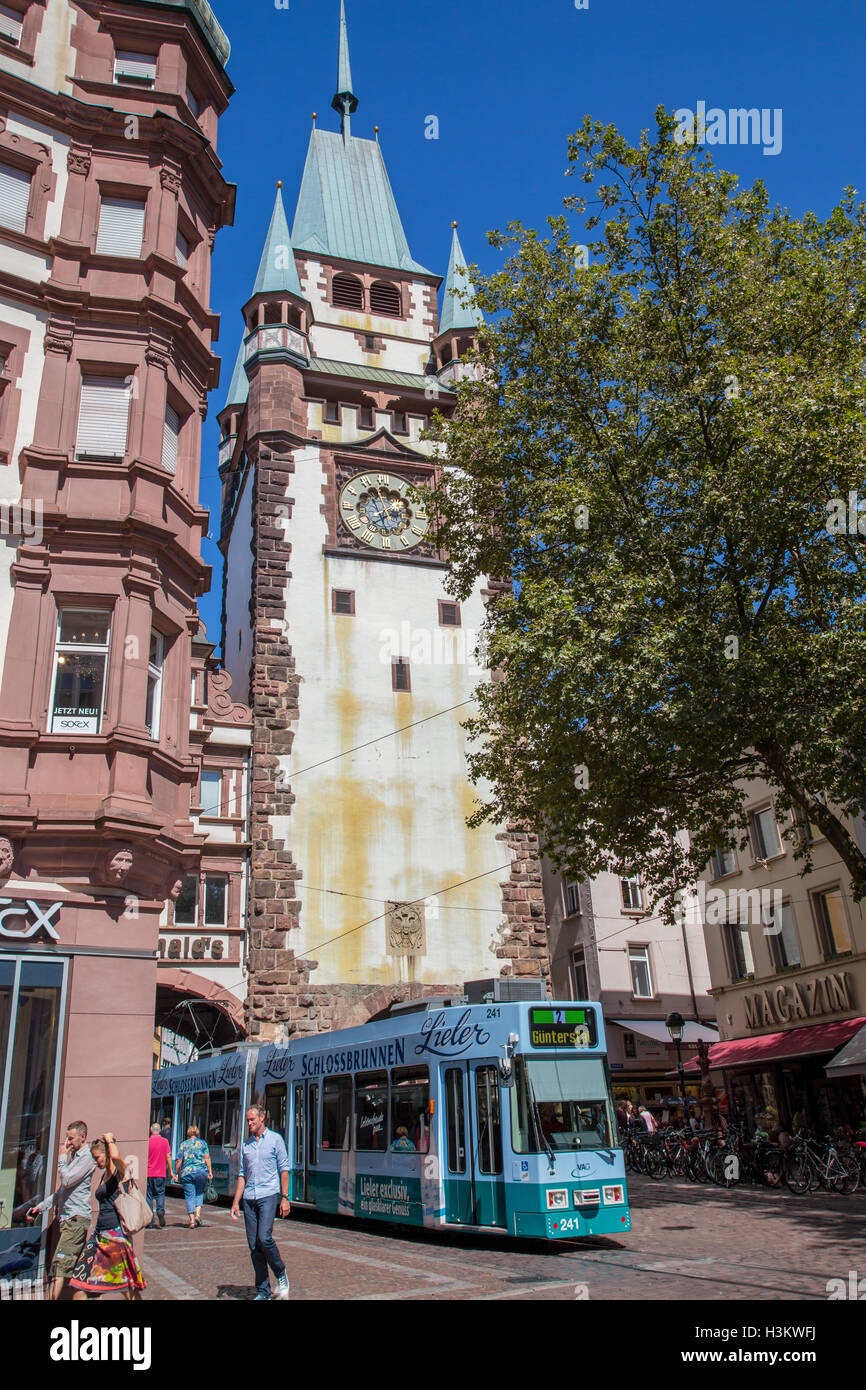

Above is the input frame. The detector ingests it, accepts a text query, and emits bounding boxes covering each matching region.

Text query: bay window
[50,610,111,734]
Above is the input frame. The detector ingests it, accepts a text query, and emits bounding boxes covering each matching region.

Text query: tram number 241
[486,1007,501,1018]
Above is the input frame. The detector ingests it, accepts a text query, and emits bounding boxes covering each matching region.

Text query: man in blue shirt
[230,1105,291,1301]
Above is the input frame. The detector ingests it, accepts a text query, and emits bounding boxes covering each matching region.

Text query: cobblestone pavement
[133,1178,866,1301]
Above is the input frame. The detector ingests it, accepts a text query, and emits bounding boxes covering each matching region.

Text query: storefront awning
[678,1016,866,1072]
[824,1020,866,1078]
[610,1019,719,1044]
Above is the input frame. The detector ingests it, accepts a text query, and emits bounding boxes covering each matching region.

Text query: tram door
[291,1081,318,1204]
[468,1061,507,1229]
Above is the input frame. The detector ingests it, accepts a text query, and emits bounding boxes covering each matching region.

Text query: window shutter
[0,161,31,234]
[114,51,157,84]
[75,377,131,459]
[162,405,180,474]
[95,197,146,257]
[0,4,22,44]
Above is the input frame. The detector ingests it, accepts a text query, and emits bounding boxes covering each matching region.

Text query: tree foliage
[428,110,866,917]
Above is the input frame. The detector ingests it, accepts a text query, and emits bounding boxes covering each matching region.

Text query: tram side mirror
[498,1057,514,1086]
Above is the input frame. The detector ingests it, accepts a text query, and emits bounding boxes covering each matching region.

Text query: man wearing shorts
[28,1120,95,1300]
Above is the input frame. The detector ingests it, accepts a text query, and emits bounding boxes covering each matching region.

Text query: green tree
[429,111,866,917]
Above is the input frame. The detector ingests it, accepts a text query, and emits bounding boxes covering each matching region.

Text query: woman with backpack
[68,1132,146,1300]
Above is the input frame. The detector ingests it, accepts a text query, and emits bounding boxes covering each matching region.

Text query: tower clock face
[338,471,429,552]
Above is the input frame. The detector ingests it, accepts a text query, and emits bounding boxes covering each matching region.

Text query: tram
[151,998,630,1239]
[150,1046,257,1198]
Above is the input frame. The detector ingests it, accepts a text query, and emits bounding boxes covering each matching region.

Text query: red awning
[679,1016,866,1073]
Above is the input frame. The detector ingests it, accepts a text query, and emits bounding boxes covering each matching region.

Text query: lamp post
[666,1011,689,1123]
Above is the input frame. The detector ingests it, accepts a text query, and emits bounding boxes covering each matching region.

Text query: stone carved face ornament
[387,902,424,954]
[168,877,186,901]
[104,846,134,884]
[0,837,14,880]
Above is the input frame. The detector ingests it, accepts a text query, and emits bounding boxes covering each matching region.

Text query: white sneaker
[276,1273,290,1300]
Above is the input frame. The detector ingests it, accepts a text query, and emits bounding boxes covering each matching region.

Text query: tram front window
[511,1058,614,1152]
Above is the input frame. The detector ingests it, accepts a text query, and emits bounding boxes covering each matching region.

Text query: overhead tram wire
[283,697,479,778]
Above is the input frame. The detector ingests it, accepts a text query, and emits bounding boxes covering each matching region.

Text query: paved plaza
[134,1178,866,1302]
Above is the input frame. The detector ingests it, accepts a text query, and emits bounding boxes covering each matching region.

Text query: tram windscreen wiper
[525,1062,556,1167]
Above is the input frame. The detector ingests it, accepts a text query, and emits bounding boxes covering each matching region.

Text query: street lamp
[666,1011,689,1124]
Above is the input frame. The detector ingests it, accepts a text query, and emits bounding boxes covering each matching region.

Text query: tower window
[370,281,401,317]
[438,601,460,627]
[363,334,377,351]
[392,412,407,435]
[359,406,374,429]
[114,51,157,86]
[332,274,364,310]
[392,658,411,693]
[324,401,340,423]
[332,589,355,615]
[0,5,23,46]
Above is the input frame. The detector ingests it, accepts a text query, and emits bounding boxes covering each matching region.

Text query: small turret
[433,223,484,379]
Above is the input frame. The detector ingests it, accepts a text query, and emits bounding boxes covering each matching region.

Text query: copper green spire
[440,224,484,335]
[251,184,302,298]
[331,0,357,140]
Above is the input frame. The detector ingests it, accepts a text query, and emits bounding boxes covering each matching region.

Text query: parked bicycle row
[623,1123,866,1194]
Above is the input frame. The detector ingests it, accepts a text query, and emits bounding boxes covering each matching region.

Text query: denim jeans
[146,1177,166,1218]
[242,1194,286,1295]
[182,1171,207,1214]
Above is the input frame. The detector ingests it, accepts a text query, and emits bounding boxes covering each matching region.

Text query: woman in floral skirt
[68,1131,146,1300]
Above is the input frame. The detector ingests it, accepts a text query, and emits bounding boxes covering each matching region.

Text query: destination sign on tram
[529,1007,597,1049]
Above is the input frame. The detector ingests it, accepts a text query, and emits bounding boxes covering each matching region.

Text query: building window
[113,51,157,86]
[331,274,364,310]
[185,86,202,118]
[724,922,754,981]
[359,406,374,429]
[324,400,340,423]
[0,4,23,46]
[363,334,377,351]
[392,411,408,435]
[203,875,227,928]
[332,589,355,615]
[199,768,222,817]
[162,404,181,475]
[564,879,581,917]
[813,887,852,959]
[95,196,146,257]
[50,610,111,734]
[173,875,198,926]
[75,376,131,461]
[711,847,737,878]
[0,160,31,234]
[176,229,191,269]
[392,658,411,692]
[438,601,460,627]
[767,901,801,971]
[749,805,782,861]
[621,875,643,912]
[0,957,67,1243]
[628,946,653,998]
[570,946,588,998]
[623,1031,637,1059]
[370,280,401,317]
[145,630,165,739]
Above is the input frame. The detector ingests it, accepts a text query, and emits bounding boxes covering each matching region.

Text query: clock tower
[218,2,549,1039]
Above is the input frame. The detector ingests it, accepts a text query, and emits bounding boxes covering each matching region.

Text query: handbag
[114,1176,152,1237]
[205,1180,218,1204]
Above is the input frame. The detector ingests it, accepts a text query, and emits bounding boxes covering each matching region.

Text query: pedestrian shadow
[216,1284,255,1300]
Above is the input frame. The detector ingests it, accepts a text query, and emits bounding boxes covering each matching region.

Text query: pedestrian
[174,1125,213,1230]
[146,1122,172,1229]
[160,1116,172,1146]
[26,1120,95,1300]
[639,1104,658,1134]
[67,1132,145,1300]
[230,1105,290,1301]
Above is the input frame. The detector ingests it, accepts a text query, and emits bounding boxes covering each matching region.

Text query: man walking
[27,1121,94,1300]
[230,1105,290,1301]
[146,1122,173,1228]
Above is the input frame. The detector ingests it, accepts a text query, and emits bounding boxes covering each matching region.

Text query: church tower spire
[331,0,358,141]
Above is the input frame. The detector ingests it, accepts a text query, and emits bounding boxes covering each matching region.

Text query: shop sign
[0,898,61,941]
[157,933,228,962]
[743,970,854,1030]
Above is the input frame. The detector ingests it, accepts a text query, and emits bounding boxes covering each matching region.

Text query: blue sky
[198,0,866,648]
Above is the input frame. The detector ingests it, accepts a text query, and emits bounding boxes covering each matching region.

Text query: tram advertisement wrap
[357,1176,414,1220]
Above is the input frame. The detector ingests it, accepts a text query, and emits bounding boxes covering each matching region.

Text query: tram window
[355,1070,388,1151]
[321,1075,353,1150]
[190,1091,207,1139]
[265,1083,287,1136]
[177,1096,190,1143]
[475,1066,503,1175]
[309,1084,318,1166]
[294,1085,304,1161]
[207,1089,226,1147]
[444,1069,466,1173]
[150,1097,162,1128]
[226,1088,241,1147]
[390,1065,429,1152]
